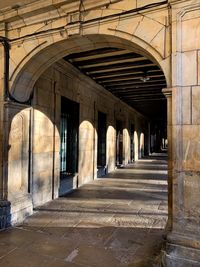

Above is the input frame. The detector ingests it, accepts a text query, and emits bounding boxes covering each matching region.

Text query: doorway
[59,97,79,196]
[116,120,123,166]
[130,124,135,162]
[97,111,107,177]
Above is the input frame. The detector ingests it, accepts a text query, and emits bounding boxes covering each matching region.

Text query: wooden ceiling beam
[71,50,134,62]
[114,94,163,99]
[106,82,166,90]
[96,74,165,83]
[112,89,163,96]
[92,68,162,79]
[81,59,154,71]
[75,56,146,69]
[124,96,166,101]
[63,46,167,119]
[64,47,122,60]
[87,63,157,74]
[69,52,143,66]
[101,78,166,87]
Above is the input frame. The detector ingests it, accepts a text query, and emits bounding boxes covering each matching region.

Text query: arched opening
[9,34,169,103]
[7,34,169,250]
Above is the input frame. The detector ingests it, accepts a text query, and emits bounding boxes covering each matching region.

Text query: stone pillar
[164,83,200,262]
[4,102,33,226]
[162,88,173,231]
[163,1,200,264]
[0,42,11,229]
[164,88,200,266]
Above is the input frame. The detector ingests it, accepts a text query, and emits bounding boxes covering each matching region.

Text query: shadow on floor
[0,155,168,267]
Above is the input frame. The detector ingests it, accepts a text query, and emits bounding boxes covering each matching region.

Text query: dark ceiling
[64,47,167,120]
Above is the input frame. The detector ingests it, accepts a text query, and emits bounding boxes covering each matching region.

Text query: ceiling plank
[64,47,123,60]
[92,68,162,79]
[63,46,167,119]
[101,78,166,87]
[69,52,143,65]
[113,89,164,95]
[74,56,146,69]
[96,74,165,83]
[125,96,166,101]
[71,50,134,62]
[106,82,166,90]
[87,63,157,74]
[81,59,154,71]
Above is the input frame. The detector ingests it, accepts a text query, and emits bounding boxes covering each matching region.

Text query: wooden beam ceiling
[64,47,167,119]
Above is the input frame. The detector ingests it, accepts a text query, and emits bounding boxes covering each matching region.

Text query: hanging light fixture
[140,71,150,82]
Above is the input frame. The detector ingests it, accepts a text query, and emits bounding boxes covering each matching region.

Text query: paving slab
[0,155,168,266]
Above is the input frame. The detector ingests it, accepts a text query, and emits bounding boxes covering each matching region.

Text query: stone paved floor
[0,155,168,267]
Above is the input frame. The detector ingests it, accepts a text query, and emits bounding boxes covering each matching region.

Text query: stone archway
[8,8,171,102]
[5,32,171,226]
[1,1,171,227]
[1,1,200,265]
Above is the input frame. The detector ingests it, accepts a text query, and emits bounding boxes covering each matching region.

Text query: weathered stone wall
[163,0,200,265]
[7,106,32,223]
[28,59,147,207]
[0,0,170,102]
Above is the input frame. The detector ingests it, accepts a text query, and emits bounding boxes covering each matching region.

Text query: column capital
[162,88,173,98]
[4,100,30,109]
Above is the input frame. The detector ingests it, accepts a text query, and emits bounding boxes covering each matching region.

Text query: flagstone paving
[0,155,168,267]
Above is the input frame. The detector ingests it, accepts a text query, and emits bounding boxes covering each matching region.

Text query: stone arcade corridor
[1,0,200,265]
[0,155,168,267]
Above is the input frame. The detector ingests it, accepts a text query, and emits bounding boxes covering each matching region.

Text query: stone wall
[26,59,147,208]
[0,0,170,103]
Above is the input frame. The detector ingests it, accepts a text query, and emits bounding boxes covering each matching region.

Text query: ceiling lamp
[140,71,150,82]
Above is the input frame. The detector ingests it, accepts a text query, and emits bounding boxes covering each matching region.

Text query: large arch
[3,7,171,226]
[9,33,170,102]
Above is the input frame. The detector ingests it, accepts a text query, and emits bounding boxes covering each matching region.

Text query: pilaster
[163,87,200,266]
[0,41,11,229]
[2,101,33,226]
[162,88,173,231]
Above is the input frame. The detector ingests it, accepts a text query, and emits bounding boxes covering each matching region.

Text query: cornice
[169,0,193,5]
[0,0,121,23]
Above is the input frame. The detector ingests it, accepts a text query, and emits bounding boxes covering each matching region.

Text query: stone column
[163,1,200,264]
[162,88,173,231]
[3,102,33,226]
[164,88,200,266]
[0,42,11,229]
[0,41,4,200]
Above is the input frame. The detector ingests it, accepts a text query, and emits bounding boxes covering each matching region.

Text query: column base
[0,200,11,229]
[9,194,33,225]
[163,233,200,266]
